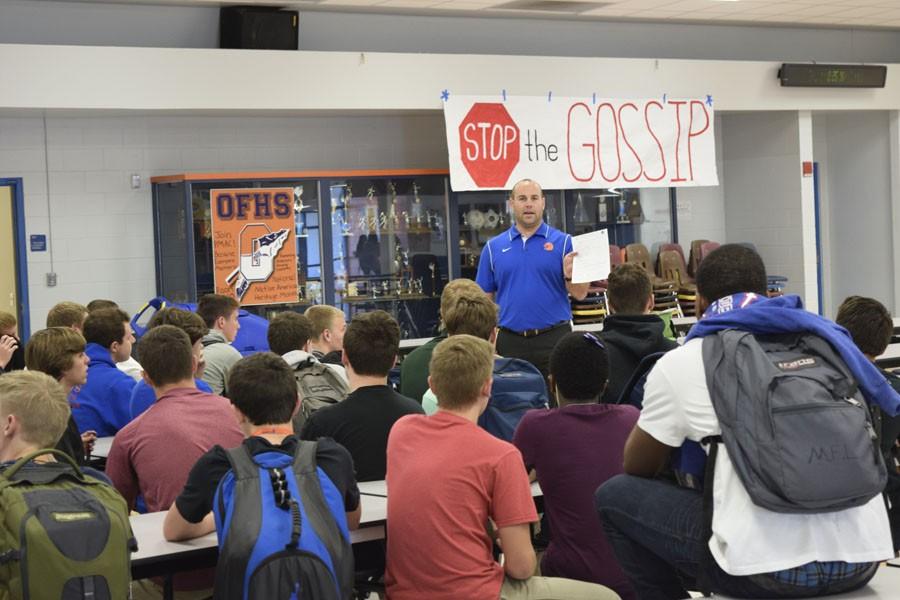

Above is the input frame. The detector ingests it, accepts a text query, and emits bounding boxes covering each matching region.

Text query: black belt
[499,321,570,339]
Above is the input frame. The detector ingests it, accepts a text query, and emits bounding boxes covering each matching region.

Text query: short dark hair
[444,293,497,340]
[147,308,208,345]
[267,312,313,356]
[607,263,652,314]
[227,353,297,425]
[83,308,129,349]
[197,294,239,329]
[87,299,119,312]
[836,296,893,358]
[343,310,399,377]
[139,325,193,386]
[695,244,767,303]
[549,332,609,402]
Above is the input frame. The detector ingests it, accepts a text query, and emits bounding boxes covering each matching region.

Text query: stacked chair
[656,243,698,316]
[625,243,683,317]
[570,244,623,325]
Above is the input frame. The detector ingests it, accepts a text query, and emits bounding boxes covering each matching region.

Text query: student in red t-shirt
[385,334,619,600]
[513,331,639,599]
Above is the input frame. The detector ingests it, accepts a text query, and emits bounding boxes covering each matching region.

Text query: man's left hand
[563,251,577,280]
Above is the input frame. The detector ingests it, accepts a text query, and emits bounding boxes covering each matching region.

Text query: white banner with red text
[443,95,718,191]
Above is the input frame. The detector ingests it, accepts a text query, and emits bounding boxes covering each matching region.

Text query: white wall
[675,114,726,247]
[812,111,894,318]
[0,114,448,332]
[721,112,806,300]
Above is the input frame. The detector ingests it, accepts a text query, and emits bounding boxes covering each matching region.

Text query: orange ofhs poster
[210,188,299,306]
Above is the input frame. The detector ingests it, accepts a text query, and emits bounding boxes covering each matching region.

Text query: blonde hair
[304,305,344,340]
[444,292,497,340]
[0,310,16,334]
[439,278,483,318]
[0,371,70,448]
[429,335,494,410]
[46,301,88,330]
[26,327,86,380]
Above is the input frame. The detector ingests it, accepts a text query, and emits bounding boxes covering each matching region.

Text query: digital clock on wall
[778,64,887,88]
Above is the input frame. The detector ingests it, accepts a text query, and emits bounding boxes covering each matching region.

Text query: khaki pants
[500,576,621,600]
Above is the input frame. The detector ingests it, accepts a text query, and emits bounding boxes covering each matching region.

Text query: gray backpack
[291,358,349,434]
[702,330,887,514]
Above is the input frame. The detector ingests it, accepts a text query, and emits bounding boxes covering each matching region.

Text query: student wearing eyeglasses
[512,331,639,599]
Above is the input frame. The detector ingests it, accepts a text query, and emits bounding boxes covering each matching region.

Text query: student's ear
[231,404,249,426]
[489,327,498,348]
[607,299,616,315]
[696,294,710,317]
[547,374,556,396]
[215,315,226,331]
[645,294,655,314]
[302,340,311,353]
[293,394,302,417]
[2,413,16,438]
[341,351,350,368]
[141,370,155,388]
[392,354,398,369]
[109,339,121,356]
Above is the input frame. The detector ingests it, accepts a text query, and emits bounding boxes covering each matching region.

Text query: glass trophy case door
[326,176,450,339]
[154,178,324,318]
[153,181,196,303]
[455,190,564,280]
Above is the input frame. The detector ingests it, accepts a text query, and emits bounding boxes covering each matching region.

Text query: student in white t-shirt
[595,245,893,599]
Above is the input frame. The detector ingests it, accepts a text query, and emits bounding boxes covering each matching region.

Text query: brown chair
[688,239,709,277]
[699,241,720,264]
[659,250,697,316]
[609,244,623,269]
[625,243,670,285]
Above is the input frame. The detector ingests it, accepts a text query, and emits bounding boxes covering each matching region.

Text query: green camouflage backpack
[0,449,137,599]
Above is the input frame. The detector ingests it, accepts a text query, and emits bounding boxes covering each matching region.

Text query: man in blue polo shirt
[476,178,589,377]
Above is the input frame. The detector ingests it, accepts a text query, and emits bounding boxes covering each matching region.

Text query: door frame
[0,178,30,339]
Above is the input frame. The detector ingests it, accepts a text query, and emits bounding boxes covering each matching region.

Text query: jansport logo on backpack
[703,330,886,513]
[479,357,549,442]
[212,441,353,600]
[292,358,349,433]
[0,449,137,600]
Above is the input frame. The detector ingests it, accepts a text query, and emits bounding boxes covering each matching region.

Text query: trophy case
[324,175,450,339]
[151,170,450,337]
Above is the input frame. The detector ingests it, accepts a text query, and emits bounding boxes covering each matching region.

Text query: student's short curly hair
[836,296,893,358]
[549,332,609,402]
[696,244,767,303]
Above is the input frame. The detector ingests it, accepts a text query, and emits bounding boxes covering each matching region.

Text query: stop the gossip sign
[444,95,718,191]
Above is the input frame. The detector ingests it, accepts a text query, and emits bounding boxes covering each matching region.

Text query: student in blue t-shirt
[475,178,589,377]
[129,307,214,420]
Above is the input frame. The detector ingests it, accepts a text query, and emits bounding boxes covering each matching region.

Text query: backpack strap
[291,441,354,597]
[0,449,87,489]
[697,435,722,598]
[215,446,264,597]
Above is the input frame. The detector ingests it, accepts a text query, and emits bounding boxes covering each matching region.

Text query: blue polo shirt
[476,223,573,331]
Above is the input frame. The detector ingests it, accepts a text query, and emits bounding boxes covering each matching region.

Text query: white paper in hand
[570,229,611,284]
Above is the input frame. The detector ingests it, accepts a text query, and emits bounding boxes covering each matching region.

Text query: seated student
[836,295,900,552]
[128,307,214,420]
[163,351,361,537]
[71,308,137,437]
[596,245,898,599]
[196,293,243,396]
[268,311,348,383]
[599,263,678,403]
[301,310,423,481]
[386,335,618,600]
[107,325,242,599]
[400,278,484,401]
[25,327,95,465]
[305,304,346,365]
[46,300,88,331]
[0,310,24,373]
[87,298,143,382]
[512,332,638,600]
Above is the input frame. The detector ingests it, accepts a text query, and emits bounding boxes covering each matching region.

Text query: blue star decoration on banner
[706,95,714,107]
[441,89,450,101]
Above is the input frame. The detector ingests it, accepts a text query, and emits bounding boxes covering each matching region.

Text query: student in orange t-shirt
[385,334,620,600]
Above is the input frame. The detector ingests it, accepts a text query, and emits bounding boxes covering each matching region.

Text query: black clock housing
[778,64,887,88]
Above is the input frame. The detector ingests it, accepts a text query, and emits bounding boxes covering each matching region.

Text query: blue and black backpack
[479,357,549,442]
[212,441,354,600]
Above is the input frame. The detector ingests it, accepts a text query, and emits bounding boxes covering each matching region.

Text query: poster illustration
[211,188,298,306]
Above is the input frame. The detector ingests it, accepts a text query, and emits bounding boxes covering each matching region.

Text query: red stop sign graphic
[459,103,520,188]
